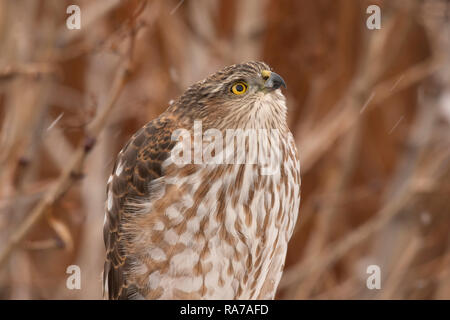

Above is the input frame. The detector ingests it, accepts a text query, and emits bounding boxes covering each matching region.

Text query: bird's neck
[216,90,288,133]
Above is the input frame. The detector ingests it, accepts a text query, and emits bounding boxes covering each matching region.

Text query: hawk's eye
[231,82,248,95]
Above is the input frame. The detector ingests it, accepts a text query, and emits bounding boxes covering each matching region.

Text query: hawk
[103,61,301,299]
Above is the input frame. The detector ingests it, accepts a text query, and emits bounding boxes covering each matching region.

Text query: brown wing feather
[103,114,178,299]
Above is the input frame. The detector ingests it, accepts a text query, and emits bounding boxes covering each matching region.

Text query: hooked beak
[262,70,287,90]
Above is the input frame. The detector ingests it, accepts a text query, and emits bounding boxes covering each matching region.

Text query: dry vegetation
[0,0,449,299]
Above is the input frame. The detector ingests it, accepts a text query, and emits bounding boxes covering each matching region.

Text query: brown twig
[0,63,58,81]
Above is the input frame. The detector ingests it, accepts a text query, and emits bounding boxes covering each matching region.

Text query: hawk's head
[170,61,287,129]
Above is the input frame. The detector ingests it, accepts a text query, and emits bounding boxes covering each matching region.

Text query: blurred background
[0,0,449,299]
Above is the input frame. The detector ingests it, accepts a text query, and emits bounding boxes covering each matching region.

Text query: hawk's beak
[262,70,286,90]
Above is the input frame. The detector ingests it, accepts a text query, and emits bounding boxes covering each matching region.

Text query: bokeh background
[0,0,449,299]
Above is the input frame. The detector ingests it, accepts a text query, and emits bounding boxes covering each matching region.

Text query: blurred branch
[52,0,149,62]
[284,4,447,296]
[0,63,58,82]
[300,55,443,173]
[0,28,137,270]
[45,207,74,252]
[56,0,121,47]
[280,148,450,293]
[377,235,422,299]
[294,57,443,298]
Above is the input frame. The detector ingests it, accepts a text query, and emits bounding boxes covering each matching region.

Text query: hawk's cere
[103,61,301,299]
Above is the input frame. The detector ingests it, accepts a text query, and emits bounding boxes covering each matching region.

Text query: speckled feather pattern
[103,62,301,299]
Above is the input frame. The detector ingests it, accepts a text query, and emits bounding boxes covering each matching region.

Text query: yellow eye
[231,82,248,95]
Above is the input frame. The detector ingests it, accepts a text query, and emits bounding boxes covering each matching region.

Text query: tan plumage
[103,61,301,299]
